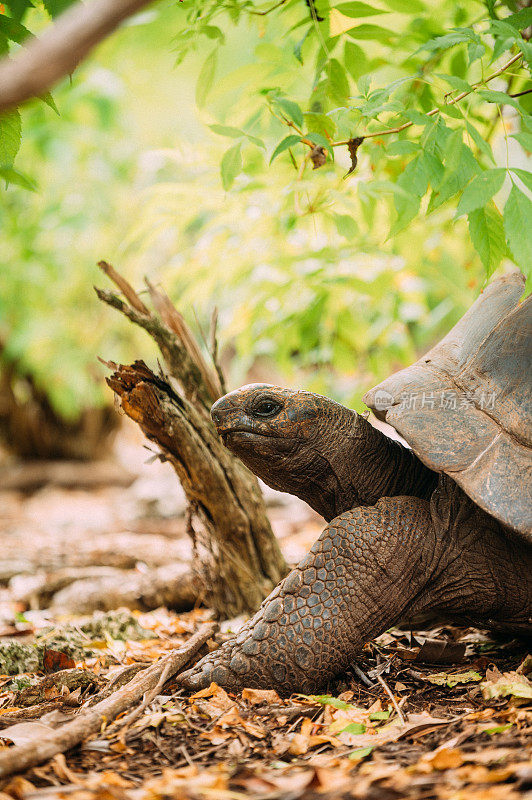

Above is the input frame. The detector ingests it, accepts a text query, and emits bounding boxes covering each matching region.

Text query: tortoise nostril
[210,397,227,428]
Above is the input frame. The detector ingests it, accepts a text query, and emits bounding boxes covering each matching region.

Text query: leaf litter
[0,606,530,800]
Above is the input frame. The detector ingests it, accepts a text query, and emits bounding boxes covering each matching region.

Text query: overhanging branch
[0,0,154,113]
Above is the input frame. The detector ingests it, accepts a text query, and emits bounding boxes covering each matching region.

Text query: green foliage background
[0,0,530,419]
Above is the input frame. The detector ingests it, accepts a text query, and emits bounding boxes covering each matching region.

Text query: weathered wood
[105,361,287,616]
[96,265,288,617]
[0,622,217,779]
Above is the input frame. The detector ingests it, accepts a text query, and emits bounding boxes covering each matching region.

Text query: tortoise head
[211,384,358,518]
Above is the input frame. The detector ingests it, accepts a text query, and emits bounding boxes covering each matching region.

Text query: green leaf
[5,0,34,21]
[293,28,310,63]
[482,723,513,735]
[341,722,366,734]
[420,29,477,55]
[467,40,485,65]
[428,144,481,212]
[357,73,371,95]
[477,89,522,111]
[0,165,37,191]
[245,133,266,150]
[335,3,386,17]
[220,143,242,191]
[456,169,506,216]
[369,710,391,720]
[209,124,265,150]
[304,111,337,139]
[327,58,350,104]
[443,129,463,174]
[510,167,532,193]
[512,132,532,151]
[379,0,424,11]
[308,695,357,710]
[306,131,334,156]
[196,50,218,108]
[468,201,507,277]
[435,73,472,93]
[0,110,21,166]
[344,41,369,79]
[203,25,224,41]
[390,192,421,236]
[209,124,245,138]
[334,213,358,238]
[504,8,532,30]
[389,154,428,235]
[489,19,520,43]
[465,120,495,165]
[518,40,532,71]
[270,134,301,164]
[349,746,373,760]
[423,152,444,186]
[0,14,32,44]
[504,184,532,273]
[346,24,395,43]
[40,92,60,115]
[401,154,429,196]
[440,103,463,120]
[42,0,75,17]
[387,140,420,155]
[276,98,304,129]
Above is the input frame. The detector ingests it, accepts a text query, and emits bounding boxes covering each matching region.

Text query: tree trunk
[95,263,288,618]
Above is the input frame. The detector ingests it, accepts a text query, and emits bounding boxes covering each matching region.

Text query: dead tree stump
[96,263,288,618]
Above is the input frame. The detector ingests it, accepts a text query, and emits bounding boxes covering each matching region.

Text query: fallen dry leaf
[0,721,55,746]
[422,746,465,770]
[42,649,76,673]
[288,716,341,755]
[481,667,532,700]
[397,637,467,663]
[241,687,280,705]
[425,669,482,687]
[1,776,36,799]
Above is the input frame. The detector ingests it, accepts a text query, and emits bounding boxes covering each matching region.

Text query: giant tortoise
[180,272,532,693]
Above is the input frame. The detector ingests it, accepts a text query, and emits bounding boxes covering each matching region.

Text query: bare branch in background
[0,0,154,113]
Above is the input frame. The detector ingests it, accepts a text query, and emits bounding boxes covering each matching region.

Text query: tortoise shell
[364,272,531,538]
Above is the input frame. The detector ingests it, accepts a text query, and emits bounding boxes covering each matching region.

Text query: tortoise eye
[254,400,282,418]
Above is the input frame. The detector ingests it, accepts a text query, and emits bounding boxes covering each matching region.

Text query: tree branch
[0,0,154,113]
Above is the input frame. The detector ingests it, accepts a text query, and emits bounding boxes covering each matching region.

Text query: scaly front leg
[178,497,436,693]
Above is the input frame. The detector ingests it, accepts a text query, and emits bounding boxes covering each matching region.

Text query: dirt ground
[0,421,530,800]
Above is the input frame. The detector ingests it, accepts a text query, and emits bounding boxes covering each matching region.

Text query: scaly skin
[178,384,532,693]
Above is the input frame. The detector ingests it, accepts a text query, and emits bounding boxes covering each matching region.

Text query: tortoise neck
[298,413,438,521]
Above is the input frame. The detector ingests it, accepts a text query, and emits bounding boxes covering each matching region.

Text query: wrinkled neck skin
[285,409,438,522]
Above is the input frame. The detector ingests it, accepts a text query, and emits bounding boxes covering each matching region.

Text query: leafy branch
[278,52,525,165]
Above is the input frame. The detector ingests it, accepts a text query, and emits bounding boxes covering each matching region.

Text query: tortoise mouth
[219,428,273,446]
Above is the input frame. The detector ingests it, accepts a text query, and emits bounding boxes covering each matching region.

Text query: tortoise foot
[177,565,332,693]
[178,506,405,694]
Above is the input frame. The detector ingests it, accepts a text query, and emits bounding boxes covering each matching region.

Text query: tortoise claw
[177,642,253,692]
